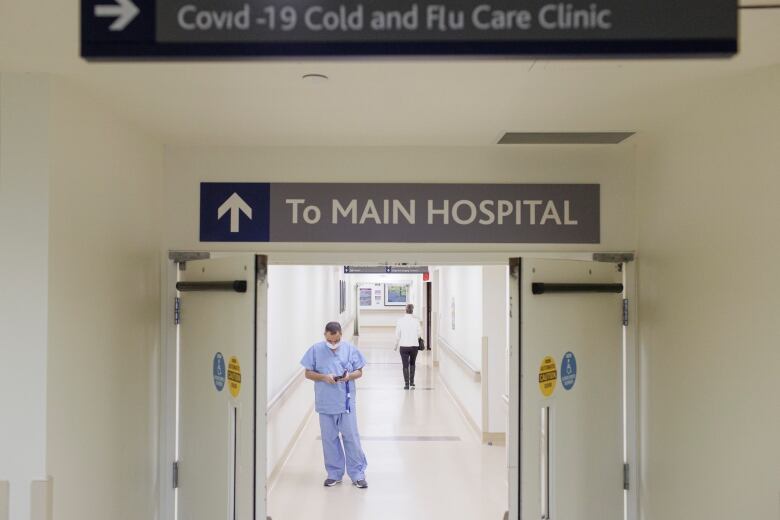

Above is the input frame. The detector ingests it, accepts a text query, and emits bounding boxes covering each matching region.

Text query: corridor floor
[267,335,508,520]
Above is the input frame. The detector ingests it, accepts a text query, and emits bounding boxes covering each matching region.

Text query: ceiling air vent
[498,132,635,144]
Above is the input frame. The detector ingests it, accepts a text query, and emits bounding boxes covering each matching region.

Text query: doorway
[163,252,638,520]
[265,263,509,519]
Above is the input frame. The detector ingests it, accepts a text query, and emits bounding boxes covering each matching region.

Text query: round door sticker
[561,352,577,391]
[538,356,558,397]
[213,352,226,392]
[228,356,242,398]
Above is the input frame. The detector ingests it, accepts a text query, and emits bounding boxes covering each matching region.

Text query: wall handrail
[437,336,481,382]
[267,368,306,413]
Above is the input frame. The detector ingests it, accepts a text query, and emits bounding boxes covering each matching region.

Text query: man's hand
[321,374,338,384]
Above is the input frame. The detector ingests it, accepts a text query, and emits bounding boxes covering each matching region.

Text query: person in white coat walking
[395,304,422,390]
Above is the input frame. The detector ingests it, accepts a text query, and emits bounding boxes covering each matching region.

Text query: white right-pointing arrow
[95,0,140,32]
[218,193,253,233]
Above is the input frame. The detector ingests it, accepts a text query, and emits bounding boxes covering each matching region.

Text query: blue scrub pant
[318,412,368,482]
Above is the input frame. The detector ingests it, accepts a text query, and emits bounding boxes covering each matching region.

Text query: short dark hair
[405,304,414,314]
[324,322,342,334]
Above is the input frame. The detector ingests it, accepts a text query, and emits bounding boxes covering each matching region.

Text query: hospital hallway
[267,332,508,520]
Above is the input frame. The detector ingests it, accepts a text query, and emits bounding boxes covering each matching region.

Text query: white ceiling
[1,2,779,146]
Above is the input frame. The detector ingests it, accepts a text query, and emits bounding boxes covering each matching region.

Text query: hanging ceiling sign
[81,0,737,59]
[344,266,429,274]
[199,182,599,244]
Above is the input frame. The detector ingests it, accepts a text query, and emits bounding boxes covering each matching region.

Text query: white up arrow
[94,0,140,32]
[218,193,253,233]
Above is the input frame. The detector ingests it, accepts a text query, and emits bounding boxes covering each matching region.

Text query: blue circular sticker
[213,352,226,392]
[561,352,577,391]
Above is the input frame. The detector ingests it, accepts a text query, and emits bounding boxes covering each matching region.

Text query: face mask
[327,341,341,350]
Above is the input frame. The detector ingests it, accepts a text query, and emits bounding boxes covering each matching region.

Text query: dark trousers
[399,347,419,385]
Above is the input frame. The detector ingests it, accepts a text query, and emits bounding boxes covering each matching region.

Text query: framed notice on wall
[359,287,373,307]
[384,283,410,306]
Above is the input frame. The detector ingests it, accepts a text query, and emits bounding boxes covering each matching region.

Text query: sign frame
[344,266,429,274]
[199,182,602,245]
[81,0,738,60]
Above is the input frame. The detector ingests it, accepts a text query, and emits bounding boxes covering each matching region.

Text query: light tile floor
[267,338,508,520]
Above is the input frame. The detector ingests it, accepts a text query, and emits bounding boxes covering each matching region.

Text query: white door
[510,257,625,520]
[176,254,267,520]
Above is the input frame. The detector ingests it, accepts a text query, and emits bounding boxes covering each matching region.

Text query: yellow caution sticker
[538,356,558,397]
[227,356,242,398]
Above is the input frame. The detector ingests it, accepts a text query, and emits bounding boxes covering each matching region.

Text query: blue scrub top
[300,341,366,415]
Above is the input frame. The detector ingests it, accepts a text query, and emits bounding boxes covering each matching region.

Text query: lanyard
[329,344,352,414]
[345,379,351,414]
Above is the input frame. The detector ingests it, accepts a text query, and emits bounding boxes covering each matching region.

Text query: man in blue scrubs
[301,322,369,489]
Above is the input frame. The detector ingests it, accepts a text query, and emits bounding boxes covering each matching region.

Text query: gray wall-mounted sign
[200,182,600,244]
[82,0,736,59]
[345,266,429,274]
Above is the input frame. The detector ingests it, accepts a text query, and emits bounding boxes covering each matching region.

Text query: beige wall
[3,60,778,520]
[163,145,637,254]
[635,65,780,520]
[46,79,164,520]
[0,73,50,520]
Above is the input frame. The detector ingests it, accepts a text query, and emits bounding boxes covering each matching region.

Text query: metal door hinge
[174,297,181,325]
[173,461,179,489]
[169,251,210,264]
[622,298,629,327]
[509,258,520,280]
[593,252,635,264]
[256,255,268,282]
[623,463,630,490]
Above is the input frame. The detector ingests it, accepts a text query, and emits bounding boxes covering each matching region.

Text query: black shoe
[353,480,368,489]
[410,382,416,389]
[324,478,342,487]
[404,384,409,390]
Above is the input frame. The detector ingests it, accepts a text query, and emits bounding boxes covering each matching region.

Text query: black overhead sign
[81,0,738,59]
[344,266,429,274]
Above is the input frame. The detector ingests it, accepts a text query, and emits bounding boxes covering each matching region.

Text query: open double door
[175,254,267,520]
[509,257,629,520]
[172,254,630,520]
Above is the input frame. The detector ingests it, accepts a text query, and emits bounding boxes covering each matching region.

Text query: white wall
[635,65,780,520]
[438,266,483,368]
[163,146,637,254]
[482,266,509,434]
[436,266,484,430]
[267,265,343,398]
[0,73,50,520]
[435,265,508,437]
[350,273,424,334]
[266,265,353,479]
[45,79,164,520]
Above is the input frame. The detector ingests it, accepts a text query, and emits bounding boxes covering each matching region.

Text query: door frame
[511,255,638,520]
[158,250,639,520]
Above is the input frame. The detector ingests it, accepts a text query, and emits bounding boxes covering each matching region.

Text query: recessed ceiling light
[302,73,329,83]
